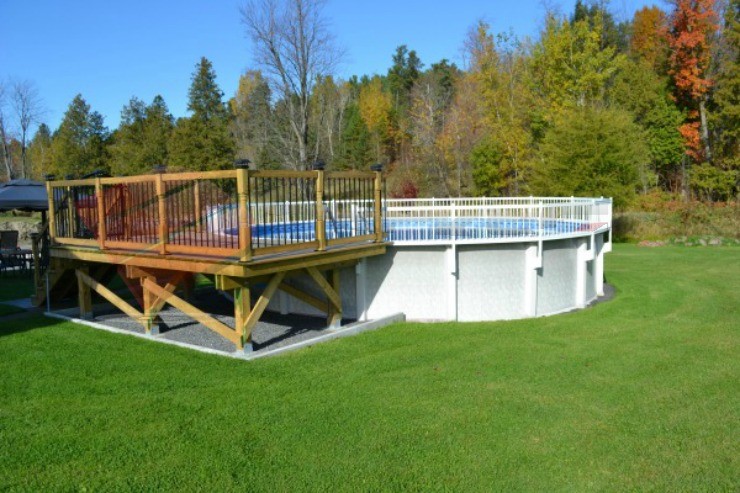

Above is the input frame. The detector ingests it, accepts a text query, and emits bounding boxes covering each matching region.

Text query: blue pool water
[224,217,589,242]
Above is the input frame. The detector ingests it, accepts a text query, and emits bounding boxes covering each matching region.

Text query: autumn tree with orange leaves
[667,0,719,172]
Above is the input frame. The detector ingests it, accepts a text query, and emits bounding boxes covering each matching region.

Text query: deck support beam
[241,271,286,350]
[76,266,93,320]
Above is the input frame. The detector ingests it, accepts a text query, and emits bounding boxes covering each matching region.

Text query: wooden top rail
[47,168,385,263]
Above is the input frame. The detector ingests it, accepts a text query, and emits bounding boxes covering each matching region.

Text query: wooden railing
[46,168,384,261]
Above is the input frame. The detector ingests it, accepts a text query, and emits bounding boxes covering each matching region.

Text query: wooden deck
[43,167,387,353]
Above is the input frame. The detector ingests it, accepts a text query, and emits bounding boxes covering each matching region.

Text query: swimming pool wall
[264,230,610,323]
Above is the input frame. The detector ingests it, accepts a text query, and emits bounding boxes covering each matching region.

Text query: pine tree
[109,96,174,175]
[168,58,235,171]
[50,94,109,177]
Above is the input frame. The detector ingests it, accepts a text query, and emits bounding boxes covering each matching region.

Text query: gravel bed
[89,289,350,353]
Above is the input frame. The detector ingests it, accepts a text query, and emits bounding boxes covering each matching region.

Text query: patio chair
[0,230,22,276]
[1,230,20,251]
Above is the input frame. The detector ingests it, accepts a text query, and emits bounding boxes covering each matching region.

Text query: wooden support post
[141,276,159,334]
[243,271,286,345]
[327,268,342,328]
[75,267,93,320]
[95,177,106,249]
[156,173,168,255]
[46,182,57,242]
[315,170,326,251]
[373,169,383,243]
[236,167,252,262]
[182,274,195,301]
[233,282,251,351]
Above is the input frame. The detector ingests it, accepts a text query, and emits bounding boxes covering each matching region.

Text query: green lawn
[0,245,738,491]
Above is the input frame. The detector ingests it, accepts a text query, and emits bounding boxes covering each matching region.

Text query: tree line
[1,0,737,207]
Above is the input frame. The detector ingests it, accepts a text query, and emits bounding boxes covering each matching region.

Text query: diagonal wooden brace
[305,266,341,311]
[241,271,286,345]
[142,278,241,346]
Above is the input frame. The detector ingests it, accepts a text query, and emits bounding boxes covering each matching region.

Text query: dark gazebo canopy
[0,179,48,212]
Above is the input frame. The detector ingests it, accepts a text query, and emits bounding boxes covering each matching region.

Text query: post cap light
[312,160,326,171]
[370,163,383,172]
[44,174,55,181]
[234,158,251,169]
[153,165,167,174]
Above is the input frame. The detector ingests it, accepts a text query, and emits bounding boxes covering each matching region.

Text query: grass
[0,245,738,491]
[0,276,34,302]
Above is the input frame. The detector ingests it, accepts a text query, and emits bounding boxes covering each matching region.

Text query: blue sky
[0,0,657,132]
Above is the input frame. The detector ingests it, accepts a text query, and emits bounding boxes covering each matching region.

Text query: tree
[109,95,174,175]
[28,123,52,179]
[387,45,423,111]
[531,13,625,112]
[335,103,371,169]
[168,58,235,171]
[667,0,719,165]
[610,59,685,191]
[358,76,393,164]
[231,70,275,166]
[50,94,109,177]
[533,107,648,208]
[707,0,739,199]
[308,75,350,165]
[10,79,44,178]
[242,0,342,169]
[631,6,670,72]
[0,81,14,181]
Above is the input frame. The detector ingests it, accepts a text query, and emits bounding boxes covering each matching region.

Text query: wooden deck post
[76,267,93,320]
[315,169,326,251]
[141,275,159,335]
[95,177,106,249]
[373,166,383,243]
[327,268,342,328]
[156,173,168,255]
[233,283,251,351]
[236,166,252,262]
[46,182,57,242]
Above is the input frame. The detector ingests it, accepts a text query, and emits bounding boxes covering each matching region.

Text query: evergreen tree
[336,103,371,169]
[109,95,174,175]
[168,57,235,171]
[50,94,109,177]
